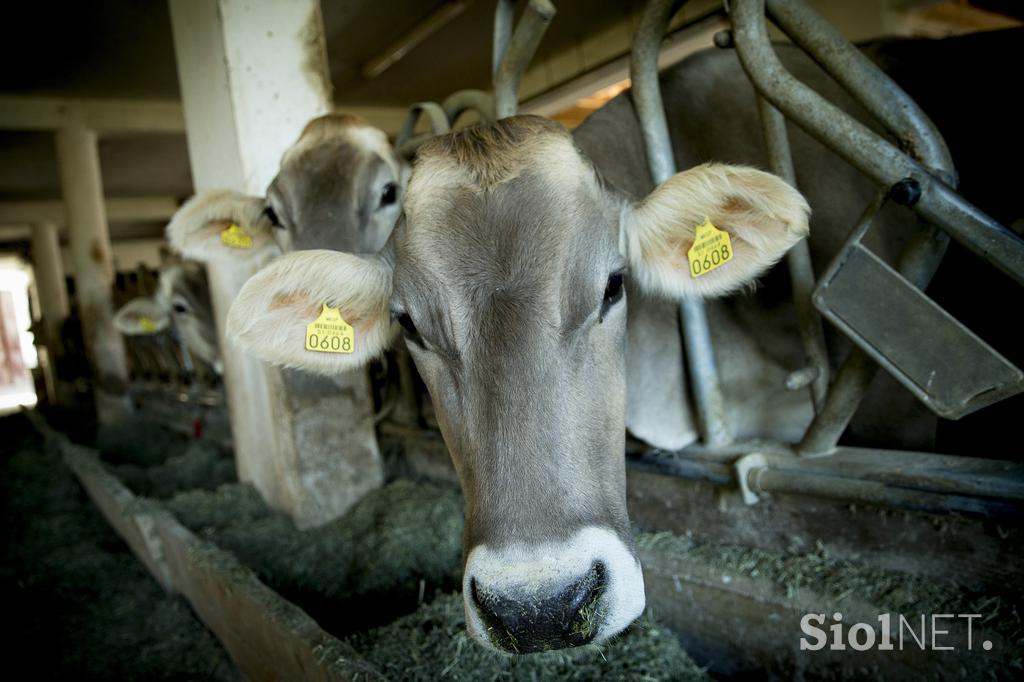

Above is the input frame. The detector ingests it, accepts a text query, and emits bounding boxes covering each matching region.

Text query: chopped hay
[0,414,237,681]
[637,531,1024,646]
[164,478,465,634]
[349,592,709,681]
[94,415,193,466]
[110,441,236,499]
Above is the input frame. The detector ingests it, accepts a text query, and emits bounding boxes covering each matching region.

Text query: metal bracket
[814,190,1024,420]
[735,452,768,505]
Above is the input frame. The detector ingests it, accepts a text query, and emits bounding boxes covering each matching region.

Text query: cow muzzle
[462,527,645,653]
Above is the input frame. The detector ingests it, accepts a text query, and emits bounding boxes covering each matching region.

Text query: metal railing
[626,0,1024,519]
[387,0,1024,520]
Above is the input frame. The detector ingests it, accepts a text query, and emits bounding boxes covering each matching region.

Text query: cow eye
[172,302,188,314]
[380,183,398,208]
[600,271,625,321]
[263,205,283,229]
[604,272,625,304]
[395,312,422,345]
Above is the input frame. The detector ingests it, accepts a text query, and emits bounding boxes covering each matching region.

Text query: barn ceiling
[0,0,647,103]
[0,0,653,243]
[0,0,1019,246]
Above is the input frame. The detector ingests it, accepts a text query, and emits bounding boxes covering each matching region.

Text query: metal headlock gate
[394,0,1024,520]
[628,0,1024,520]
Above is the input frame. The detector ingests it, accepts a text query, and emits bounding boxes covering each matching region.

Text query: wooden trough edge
[26,412,384,682]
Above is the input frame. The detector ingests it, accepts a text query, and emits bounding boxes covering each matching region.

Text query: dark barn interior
[2,1,1023,680]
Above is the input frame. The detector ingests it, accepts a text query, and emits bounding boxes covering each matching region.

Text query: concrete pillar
[54,126,131,421]
[30,222,71,404]
[169,0,383,528]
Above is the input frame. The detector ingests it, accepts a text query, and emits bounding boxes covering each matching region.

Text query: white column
[30,222,71,404]
[169,0,383,528]
[55,126,131,421]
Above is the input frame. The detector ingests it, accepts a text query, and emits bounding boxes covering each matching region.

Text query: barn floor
[11,406,1022,680]
[10,409,710,680]
[0,413,239,681]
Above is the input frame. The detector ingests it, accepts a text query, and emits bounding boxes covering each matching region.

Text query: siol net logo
[800,612,993,652]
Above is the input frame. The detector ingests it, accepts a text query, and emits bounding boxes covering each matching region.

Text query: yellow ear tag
[139,317,157,333]
[220,223,253,249]
[305,304,354,354]
[687,218,733,278]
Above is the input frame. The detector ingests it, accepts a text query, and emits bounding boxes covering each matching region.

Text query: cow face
[115,262,221,373]
[166,114,407,263]
[225,116,809,652]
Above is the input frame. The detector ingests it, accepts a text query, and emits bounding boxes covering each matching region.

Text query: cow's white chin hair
[462,526,645,652]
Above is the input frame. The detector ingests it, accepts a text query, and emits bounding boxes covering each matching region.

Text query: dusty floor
[0,414,238,681]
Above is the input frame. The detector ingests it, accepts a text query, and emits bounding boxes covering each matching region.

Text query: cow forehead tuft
[281,113,392,169]
[411,115,592,194]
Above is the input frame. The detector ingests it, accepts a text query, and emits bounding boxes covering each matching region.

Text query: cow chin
[461,526,645,654]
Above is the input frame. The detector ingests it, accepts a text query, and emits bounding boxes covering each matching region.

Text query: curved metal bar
[731,0,1024,286]
[757,96,830,411]
[493,0,516,79]
[765,0,953,176]
[631,0,732,447]
[493,0,556,119]
[395,101,451,150]
[442,89,496,126]
[629,0,684,187]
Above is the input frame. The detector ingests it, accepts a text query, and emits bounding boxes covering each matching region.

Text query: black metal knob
[890,178,922,206]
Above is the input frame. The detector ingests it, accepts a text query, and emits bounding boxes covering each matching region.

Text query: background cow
[113,261,220,376]
[167,113,408,263]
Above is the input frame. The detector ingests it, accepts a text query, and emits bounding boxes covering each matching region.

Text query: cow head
[224,116,809,652]
[166,114,408,262]
[114,262,221,373]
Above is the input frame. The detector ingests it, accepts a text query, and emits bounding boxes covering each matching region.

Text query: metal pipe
[626,452,734,487]
[748,467,1021,521]
[731,0,1024,286]
[493,0,515,79]
[442,89,496,126]
[632,0,732,446]
[756,96,830,411]
[395,101,451,154]
[493,0,556,119]
[765,0,953,175]
[632,444,1023,520]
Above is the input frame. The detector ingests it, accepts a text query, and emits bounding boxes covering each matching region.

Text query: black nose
[470,562,606,653]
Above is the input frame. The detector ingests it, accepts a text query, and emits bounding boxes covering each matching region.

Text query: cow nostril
[566,562,606,640]
[469,563,607,653]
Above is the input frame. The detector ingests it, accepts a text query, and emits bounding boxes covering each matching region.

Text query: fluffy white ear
[622,163,810,299]
[114,297,169,335]
[166,190,280,263]
[226,249,397,375]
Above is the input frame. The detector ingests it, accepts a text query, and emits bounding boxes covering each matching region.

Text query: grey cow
[114,261,220,374]
[207,30,1015,653]
[167,113,408,262]
[221,115,809,652]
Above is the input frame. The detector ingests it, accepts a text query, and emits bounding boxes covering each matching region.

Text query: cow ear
[621,164,810,299]
[166,190,280,263]
[114,297,169,335]
[226,250,397,375]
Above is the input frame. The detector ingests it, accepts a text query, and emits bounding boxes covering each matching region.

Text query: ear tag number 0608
[305,303,354,354]
[687,218,732,278]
